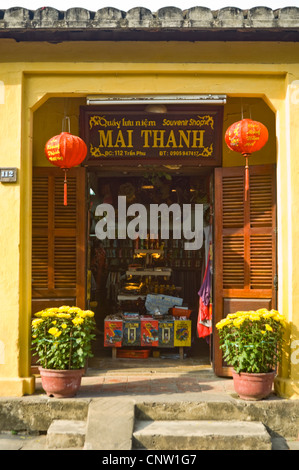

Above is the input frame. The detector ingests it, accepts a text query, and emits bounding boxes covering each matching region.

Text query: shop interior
[87,166,213,362]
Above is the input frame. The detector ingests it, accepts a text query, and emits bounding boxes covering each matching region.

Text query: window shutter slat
[32,236,48,289]
[250,174,273,228]
[54,177,77,229]
[222,176,244,228]
[223,235,245,288]
[54,236,77,289]
[32,176,48,228]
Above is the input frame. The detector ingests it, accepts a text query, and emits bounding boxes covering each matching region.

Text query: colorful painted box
[140,317,159,347]
[123,320,141,347]
[174,320,191,347]
[158,320,174,348]
[104,319,123,347]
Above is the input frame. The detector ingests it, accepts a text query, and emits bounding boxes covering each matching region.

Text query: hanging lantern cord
[62,116,71,133]
[244,153,250,202]
[64,169,68,206]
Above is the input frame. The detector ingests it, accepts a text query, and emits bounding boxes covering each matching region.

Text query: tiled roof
[0,6,299,41]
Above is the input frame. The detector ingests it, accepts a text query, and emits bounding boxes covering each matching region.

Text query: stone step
[46,420,87,449]
[133,419,272,450]
[134,400,299,440]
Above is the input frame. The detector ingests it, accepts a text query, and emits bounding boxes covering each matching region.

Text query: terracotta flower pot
[232,370,276,401]
[38,367,84,398]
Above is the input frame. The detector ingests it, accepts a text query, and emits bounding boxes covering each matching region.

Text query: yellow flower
[262,312,275,319]
[249,313,261,321]
[256,308,268,314]
[61,323,67,329]
[34,311,44,317]
[265,324,273,332]
[43,308,59,315]
[270,309,279,315]
[32,318,44,328]
[261,330,266,335]
[58,305,70,312]
[52,320,57,325]
[41,311,56,317]
[83,310,95,317]
[273,314,286,324]
[48,327,62,337]
[227,313,238,319]
[77,311,87,318]
[78,310,95,318]
[233,317,245,328]
[216,318,232,329]
[56,313,71,319]
[69,307,82,314]
[227,311,246,319]
[72,316,84,326]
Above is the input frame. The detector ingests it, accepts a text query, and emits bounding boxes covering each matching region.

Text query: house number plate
[0,168,17,182]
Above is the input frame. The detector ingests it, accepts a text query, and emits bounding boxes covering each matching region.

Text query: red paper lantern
[225,119,268,200]
[45,132,87,205]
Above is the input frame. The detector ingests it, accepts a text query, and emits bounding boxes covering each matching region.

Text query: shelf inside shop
[134,249,164,254]
[117,294,147,301]
[126,269,172,277]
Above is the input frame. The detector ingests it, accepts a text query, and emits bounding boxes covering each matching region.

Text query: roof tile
[0,6,298,41]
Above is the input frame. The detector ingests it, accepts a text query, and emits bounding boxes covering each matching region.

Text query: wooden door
[214,164,277,377]
[32,167,86,315]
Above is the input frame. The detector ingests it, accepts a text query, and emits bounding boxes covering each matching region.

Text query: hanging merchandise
[197,249,212,338]
[45,117,87,205]
[224,118,268,201]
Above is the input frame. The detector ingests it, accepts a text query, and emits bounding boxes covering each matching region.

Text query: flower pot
[38,367,84,398]
[232,370,276,401]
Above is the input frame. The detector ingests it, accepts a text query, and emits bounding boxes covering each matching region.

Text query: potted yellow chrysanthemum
[216,309,285,400]
[32,306,96,398]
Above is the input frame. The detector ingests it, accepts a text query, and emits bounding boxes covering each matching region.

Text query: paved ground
[2,357,299,450]
[34,357,236,398]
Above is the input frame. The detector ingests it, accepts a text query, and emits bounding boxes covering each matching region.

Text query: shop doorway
[31,98,277,376]
[31,163,277,374]
[87,167,213,363]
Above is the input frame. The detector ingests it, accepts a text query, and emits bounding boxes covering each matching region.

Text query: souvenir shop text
[95,196,203,251]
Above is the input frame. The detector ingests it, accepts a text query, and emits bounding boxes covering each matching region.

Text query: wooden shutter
[32,167,86,314]
[214,164,276,377]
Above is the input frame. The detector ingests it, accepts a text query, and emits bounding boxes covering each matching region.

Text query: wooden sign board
[80,105,223,166]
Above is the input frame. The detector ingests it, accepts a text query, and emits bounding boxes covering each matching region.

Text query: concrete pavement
[0,357,299,450]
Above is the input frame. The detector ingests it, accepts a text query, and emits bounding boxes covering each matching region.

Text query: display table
[104,316,191,360]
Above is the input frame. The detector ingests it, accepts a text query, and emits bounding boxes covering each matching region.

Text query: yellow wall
[32,96,276,168]
[0,39,297,397]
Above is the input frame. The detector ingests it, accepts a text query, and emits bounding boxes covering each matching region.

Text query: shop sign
[80,106,223,165]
